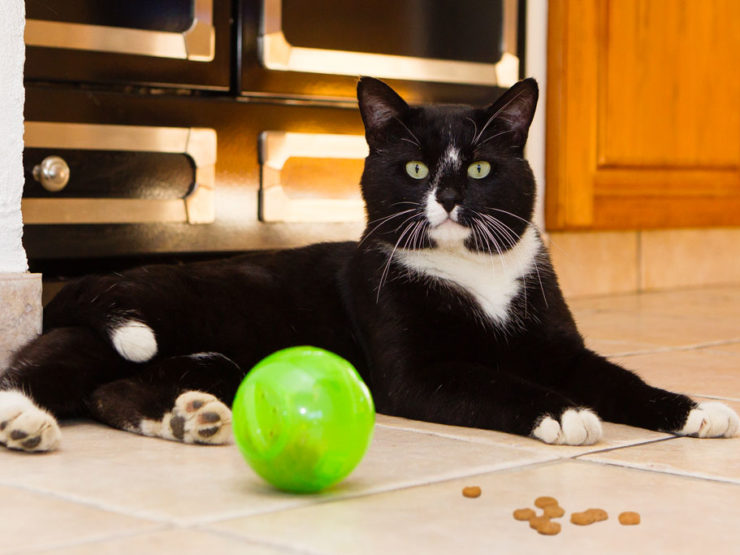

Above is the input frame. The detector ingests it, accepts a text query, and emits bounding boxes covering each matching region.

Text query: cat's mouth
[434,217,465,229]
[429,217,470,245]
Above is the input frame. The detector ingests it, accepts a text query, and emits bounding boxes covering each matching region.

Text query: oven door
[241,0,519,104]
[24,0,231,90]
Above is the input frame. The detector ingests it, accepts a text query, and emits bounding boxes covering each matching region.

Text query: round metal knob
[32,155,70,192]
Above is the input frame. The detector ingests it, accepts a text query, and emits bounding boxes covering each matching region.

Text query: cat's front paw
[0,391,61,452]
[531,408,602,445]
[170,391,233,445]
[677,401,739,438]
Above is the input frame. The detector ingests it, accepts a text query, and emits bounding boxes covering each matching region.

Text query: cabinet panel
[600,0,740,168]
[546,0,740,230]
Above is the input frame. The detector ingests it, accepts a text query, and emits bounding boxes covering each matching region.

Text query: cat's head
[357,77,538,254]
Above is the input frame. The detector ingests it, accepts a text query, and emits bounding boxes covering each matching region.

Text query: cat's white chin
[429,219,470,247]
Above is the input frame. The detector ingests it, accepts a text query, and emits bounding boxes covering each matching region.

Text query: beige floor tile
[376,414,672,459]
[609,349,740,400]
[37,529,289,555]
[548,231,639,298]
[583,337,660,357]
[708,342,740,356]
[0,484,160,555]
[640,229,740,291]
[206,460,740,555]
[566,285,740,318]
[0,420,552,526]
[572,308,740,348]
[582,400,740,483]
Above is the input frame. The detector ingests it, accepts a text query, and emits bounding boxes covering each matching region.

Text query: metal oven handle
[259,131,367,223]
[25,0,215,62]
[23,122,217,225]
[259,0,519,87]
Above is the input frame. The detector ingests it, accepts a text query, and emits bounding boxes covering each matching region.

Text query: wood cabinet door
[546,0,740,230]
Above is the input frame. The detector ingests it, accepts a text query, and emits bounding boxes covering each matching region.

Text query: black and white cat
[1,77,737,452]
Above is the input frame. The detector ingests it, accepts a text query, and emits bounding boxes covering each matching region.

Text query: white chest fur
[394,225,541,326]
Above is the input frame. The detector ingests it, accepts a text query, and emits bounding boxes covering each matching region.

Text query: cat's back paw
[140,391,232,445]
[678,401,739,438]
[531,408,602,445]
[0,391,61,452]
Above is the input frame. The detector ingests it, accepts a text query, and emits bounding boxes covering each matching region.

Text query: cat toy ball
[232,346,375,493]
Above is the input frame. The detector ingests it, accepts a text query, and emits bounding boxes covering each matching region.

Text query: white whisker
[360,208,418,246]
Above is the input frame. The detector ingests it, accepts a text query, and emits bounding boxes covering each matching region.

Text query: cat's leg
[0,327,134,452]
[86,352,244,445]
[384,362,603,445]
[553,349,739,438]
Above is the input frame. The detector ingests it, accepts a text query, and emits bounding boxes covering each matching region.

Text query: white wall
[0,0,27,273]
[525,0,549,231]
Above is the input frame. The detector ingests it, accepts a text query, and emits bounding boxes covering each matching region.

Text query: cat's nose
[437,188,461,213]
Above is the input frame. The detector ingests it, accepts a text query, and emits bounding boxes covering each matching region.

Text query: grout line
[0,479,175,526]
[193,526,322,555]
[571,435,680,458]
[375,421,678,460]
[603,338,740,358]
[5,524,173,555]
[197,458,563,527]
[573,457,740,487]
[694,394,740,403]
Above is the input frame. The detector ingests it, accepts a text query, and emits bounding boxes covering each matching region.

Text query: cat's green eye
[467,161,491,179]
[405,161,429,180]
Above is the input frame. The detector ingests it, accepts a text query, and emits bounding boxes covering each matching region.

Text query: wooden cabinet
[546,0,740,230]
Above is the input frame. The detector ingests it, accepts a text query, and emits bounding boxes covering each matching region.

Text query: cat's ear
[482,78,538,148]
[357,77,409,145]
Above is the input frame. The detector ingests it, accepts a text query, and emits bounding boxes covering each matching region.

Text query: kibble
[513,508,536,521]
[529,515,551,530]
[535,520,562,536]
[462,486,482,498]
[619,511,640,525]
[571,508,608,525]
[534,496,559,508]
[586,508,608,522]
[543,504,565,518]
[570,511,595,526]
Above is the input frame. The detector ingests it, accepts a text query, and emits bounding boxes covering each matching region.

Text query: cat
[0,77,737,453]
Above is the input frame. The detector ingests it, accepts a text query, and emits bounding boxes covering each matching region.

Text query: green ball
[232,346,375,493]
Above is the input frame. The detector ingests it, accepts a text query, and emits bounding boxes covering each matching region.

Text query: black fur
[1,78,700,442]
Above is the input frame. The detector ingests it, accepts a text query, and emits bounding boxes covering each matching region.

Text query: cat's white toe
[532,408,602,445]
[679,401,739,438]
[532,415,561,444]
[0,391,61,452]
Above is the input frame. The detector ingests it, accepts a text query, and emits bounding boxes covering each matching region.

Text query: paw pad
[168,391,232,445]
[0,391,61,453]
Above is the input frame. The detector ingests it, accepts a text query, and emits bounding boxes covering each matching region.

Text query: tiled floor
[2,286,739,554]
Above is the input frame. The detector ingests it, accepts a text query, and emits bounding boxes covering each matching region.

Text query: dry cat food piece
[529,515,562,536]
[571,508,608,525]
[513,508,536,521]
[529,515,551,530]
[536,520,562,536]
[619,511,641,525]
[586,508,608,522]
[462,486,482,498]
[534,496,559,508]
[570,511,596,526]
[543,504,565,518]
